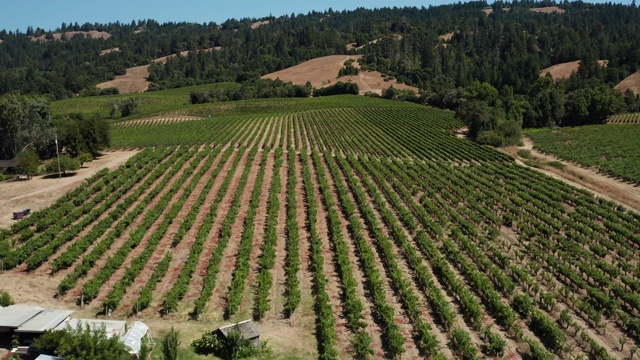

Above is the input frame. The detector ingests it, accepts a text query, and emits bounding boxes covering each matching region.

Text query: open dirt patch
[501,138,640,213]
[0,150,139,229]
[30,30,111,42]
[262,55,419,95]
[530,6,565,13]
[251,20,270,29]
[97,48,221,94]
[615,71,640,96]
[345,35,402,51]
[100,47,120,55]
[540,60,608,79]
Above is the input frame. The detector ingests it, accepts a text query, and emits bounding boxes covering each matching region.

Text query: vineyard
[526,124,640,184]
[3,95,640,359]
[607,113,640,124]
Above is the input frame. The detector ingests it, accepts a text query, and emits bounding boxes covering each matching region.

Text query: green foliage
[190,78,311,104]
[32,323,130,360]
[55,113,110,157]
[456,98,521,147]
[517,149,531,159]
[0,290,14,306]
[563,85,626,126]
[0,94,55,160]
[313,82,359,97]
[109,97,139,118]
[162,327,180,360]
[77,152,93,167]
[338,62,360,77]
[14,149,40,177]
[526,124,640,183]
[191,327,270,360]
[45,154,80,175]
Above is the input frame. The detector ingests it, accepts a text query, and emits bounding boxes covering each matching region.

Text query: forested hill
[0,0,639,102]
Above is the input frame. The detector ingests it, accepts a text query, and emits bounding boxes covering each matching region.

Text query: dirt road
[0,150,139,229]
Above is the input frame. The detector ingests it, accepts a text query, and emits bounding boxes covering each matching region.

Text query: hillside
[262,55,419,95]
[615,71,640,95]
[1,1,639,101]
[539,60,608,79]
[97,48,222,94]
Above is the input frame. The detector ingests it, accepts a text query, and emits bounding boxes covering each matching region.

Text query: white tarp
[119,321,149,354]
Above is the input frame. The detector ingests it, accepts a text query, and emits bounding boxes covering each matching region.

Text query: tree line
[0,94,110,173]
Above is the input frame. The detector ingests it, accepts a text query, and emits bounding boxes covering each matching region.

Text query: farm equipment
[12,208,31,220]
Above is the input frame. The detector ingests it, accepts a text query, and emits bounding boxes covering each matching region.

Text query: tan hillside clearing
[0,150,138,229]
[99,47,120,55]
[438,32,455,41]
[262,55,419,95]
[540,60,608,80]
[531,6,565,13]
[96,65,151,93]
[30,30,111,42]
[345,34,402,51]
[615,71,640,96]
[96,48,221,94]
[251,20,270,29]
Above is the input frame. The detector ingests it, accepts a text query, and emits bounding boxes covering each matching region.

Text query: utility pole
[55,133,61,178]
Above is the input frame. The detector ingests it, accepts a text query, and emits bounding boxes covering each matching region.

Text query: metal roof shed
[120,321,149,355]
[215,320,260,347]
[35,355,63,360]
[15,309,73,334]
[0,304,44,330]
[54,318,127,339]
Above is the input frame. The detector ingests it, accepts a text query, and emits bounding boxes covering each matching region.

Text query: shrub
[45,155,80,175]
[0,290,14,306]
[162,327,180,360]
[517,149,532,159]
[15,149,40,177]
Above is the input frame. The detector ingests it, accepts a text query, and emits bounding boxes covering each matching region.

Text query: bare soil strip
[307,152,353,357]
[204,150,263,319]
[0,150,138,230]
[91,149,212,306]
[64,148,195,301]
[266,151,288,319]
[116,148,223,316]
[238,151,275,317]
[181,149,249,310]
[34,150,174,275]
[146,148,229,313]
[318,154,386,357]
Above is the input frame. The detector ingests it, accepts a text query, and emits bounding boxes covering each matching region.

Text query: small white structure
[0,304,44,332]
[54,318,127,339]
[35,355,63,360]
[120,321,150,356]
[16,309,73,334]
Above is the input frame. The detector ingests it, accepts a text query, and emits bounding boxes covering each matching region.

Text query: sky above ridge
[1,0,633,33]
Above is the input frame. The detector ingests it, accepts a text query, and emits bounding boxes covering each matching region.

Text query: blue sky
[1,0,453,33]
[1,0,633,33]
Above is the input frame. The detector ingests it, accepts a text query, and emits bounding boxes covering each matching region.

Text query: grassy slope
[525,124,640,183]
[51,83,241,120]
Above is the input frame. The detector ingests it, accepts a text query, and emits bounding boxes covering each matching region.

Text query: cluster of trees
[1,1,636,103]
[338,59,360,77]
[0,94,110,176]
[313,81,359,97]
[190,78,311,104]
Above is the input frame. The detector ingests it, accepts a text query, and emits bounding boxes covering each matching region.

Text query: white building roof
[0,304,44,328]
[120,321,149,354]
[54,318,127,339]
[15,309,73,333]
[35,355,63,360]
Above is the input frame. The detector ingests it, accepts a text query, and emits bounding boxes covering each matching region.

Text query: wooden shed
[215,320,260,347]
